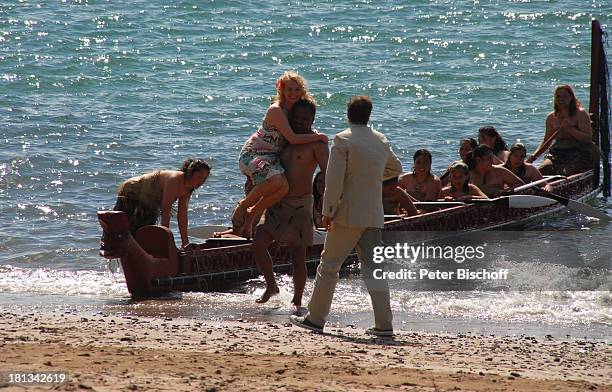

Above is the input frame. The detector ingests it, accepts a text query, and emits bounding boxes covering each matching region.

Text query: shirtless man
[252,99,329,306]
[467,145,524,197]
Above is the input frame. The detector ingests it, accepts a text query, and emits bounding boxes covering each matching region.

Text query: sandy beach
[0,309,609,392]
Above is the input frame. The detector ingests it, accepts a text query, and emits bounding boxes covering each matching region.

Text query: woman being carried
[526,84,596,176]
[440,162,488,201]
[503,142,543,183]
[233,71,327,237]
[398,149,442,201]
[466,145,524,197]
[113,158,211,248]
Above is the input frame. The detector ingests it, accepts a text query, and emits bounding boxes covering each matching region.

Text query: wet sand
[0,310,609,391]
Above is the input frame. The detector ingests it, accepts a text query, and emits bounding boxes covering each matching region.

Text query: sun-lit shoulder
[398,172,413,182]
[265,103,284,117]
[263,103,288,126]
[576,107,591,120]
[397,172,414,188]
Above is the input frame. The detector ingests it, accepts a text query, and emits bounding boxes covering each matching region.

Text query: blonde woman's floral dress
[238,120,288,185]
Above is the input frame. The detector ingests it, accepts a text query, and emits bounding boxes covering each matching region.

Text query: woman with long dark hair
[439,162,488,201]
[113,158,211,248]
[504,143,543,183]
[526,84,596,175]
[398,149,441,201]
[440,137,478,187]
[478,126,509,163]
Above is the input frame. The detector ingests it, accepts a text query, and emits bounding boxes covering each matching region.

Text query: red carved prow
[97,211,180,297]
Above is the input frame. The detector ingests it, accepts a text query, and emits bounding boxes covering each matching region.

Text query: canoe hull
[98,171,598,297]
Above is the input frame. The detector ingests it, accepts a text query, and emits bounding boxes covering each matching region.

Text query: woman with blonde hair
[233,71,327,237]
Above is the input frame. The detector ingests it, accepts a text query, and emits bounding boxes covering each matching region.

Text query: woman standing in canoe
[232,71,327,237]
[527,84,596,175]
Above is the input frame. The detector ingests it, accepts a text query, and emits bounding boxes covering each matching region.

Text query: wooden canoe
[97,171,600,297]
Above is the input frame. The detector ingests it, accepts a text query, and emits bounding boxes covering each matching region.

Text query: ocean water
[1,1,610,338]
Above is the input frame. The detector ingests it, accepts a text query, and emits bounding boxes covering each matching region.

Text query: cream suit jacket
[322,123,403,228]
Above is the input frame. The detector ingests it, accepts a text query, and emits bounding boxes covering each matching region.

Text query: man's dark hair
[465,144,493,170]
[347,95,372,125]
[291,98,316,117]
[461,137,478,150]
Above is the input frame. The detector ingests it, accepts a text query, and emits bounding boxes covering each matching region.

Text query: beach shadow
[293,326,419,347]
[330,331,410,346]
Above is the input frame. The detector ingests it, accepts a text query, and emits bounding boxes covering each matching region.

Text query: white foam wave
[390,291,611,326]
[0,265,128,297]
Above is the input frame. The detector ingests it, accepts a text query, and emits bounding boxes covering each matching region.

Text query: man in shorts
[252,98,329,306]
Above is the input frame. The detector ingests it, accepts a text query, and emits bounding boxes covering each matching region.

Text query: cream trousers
[306,223,393,330]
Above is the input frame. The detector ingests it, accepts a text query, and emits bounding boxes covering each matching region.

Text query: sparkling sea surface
[0,1,610,339]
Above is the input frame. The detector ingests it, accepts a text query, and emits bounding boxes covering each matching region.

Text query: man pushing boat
[252,98,329,306]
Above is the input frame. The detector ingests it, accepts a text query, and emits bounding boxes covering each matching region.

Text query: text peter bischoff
[371,242,509,281]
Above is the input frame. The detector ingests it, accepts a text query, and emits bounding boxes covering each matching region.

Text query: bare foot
[292,306,307,316]
[211,228,234,238]
[255,286,280,303]
[291,296,302,308]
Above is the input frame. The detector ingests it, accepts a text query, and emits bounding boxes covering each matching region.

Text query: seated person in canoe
[398,149,442,201]
[312,171,325,228]
[113,158,210,248]
[440,162,488,201]
[478,126,510,164]
[526,84,597,176]
[503,142,543,183]
[252,98,329,306]
[466,145,524,197]
[382,176,418,216]
[440,137,478,187]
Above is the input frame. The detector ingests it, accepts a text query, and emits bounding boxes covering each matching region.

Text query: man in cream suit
[290,96,402,336]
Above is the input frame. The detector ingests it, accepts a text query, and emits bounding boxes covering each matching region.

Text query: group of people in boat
[108,72,597,333]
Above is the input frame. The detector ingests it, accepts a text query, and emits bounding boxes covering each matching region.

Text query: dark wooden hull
[97,171,598,297]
